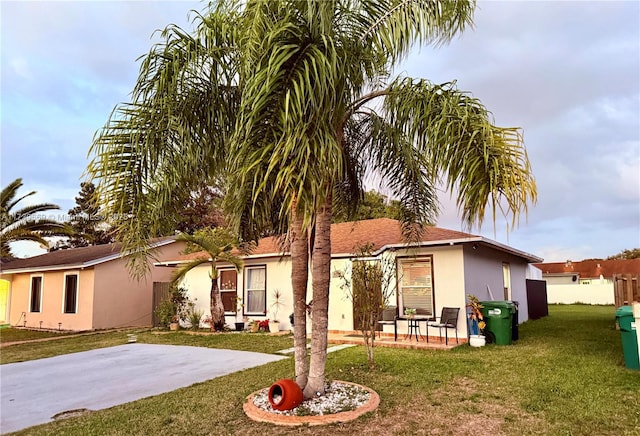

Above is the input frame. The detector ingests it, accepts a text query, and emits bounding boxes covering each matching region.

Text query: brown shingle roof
[329,218,473,254]
[175,219,477,262]
[534,259,640,279]
[0,238,176,273]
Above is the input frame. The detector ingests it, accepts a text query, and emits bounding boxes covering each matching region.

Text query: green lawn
[0,327,73,344]
[4,305,640,435]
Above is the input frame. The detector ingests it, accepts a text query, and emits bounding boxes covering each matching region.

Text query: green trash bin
[480,301,515,345]
[615,306,639,370]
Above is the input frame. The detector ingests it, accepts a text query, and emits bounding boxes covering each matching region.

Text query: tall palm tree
[89,0,536,397]
[172,228,243,331]
[1,178,69,259]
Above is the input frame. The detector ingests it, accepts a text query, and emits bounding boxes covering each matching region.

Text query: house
[534,259,640,305]
[158,218,542,339]
[0,238,184,331]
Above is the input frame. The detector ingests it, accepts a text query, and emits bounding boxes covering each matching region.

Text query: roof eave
[1,238,177,275]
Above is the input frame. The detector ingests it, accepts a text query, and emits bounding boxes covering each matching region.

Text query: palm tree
[1,178,69,259]
[172,228,243,331]
[88,0,536,397]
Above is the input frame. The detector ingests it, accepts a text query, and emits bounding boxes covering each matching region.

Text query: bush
[155,300,176,328]
[188,309,204,330]
[154,286,190,328]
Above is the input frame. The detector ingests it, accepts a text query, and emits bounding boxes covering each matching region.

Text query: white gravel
[253,381,370,416]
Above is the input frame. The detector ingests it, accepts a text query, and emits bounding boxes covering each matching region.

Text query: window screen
[398,259,434,316]
[245,266,266,314]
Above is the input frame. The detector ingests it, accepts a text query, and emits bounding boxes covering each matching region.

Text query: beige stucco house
[0,239,184,331]
[158,218,542,340]
[534,259,640,305]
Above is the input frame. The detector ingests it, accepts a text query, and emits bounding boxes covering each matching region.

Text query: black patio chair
[427,307,460,345]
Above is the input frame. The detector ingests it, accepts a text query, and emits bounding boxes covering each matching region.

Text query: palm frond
[171,257,212,284]
[379,78,536,231]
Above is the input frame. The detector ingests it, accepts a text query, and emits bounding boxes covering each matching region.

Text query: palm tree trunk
[290,203,309,389]
[303,190,332,398]
[210,273,225,331]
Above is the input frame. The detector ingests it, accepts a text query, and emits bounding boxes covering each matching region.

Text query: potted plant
[467,294,486,347]
[404,307,417,318]
[249,319,260,333]
[268,289,284,333]
[169,314,180,331]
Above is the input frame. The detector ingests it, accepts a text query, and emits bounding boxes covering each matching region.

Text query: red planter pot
[268,379,304,411]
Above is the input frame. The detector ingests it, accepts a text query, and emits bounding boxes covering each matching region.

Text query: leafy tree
[607,248,640,260]
[63,182,114,248]
[333,190,405,223]
[89,1,536,398]
[336,243,396,369]
[1,178,69,259]
[171,228,243,331]
[175,185,226,234]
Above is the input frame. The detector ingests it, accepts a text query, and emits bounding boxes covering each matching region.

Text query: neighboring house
[158,218,542,339]
[0,239,184,331]
[534,259,640,305]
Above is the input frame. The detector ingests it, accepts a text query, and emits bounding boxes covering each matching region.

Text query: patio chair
[427,307,460,345]
[377,306,397,339]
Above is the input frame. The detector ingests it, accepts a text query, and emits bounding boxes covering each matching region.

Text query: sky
[1,1,639,262]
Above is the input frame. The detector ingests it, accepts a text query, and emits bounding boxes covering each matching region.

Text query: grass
[0,327,73,344]
[3,305,640,435]
[0,330,293,364]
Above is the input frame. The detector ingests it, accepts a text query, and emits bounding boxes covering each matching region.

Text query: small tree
[337,243,397,369]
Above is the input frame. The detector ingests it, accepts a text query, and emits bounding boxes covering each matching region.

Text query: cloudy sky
[2,1,639,261]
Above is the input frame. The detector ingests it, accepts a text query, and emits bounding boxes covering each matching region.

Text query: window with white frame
[63,273,78,314]
[30,276,43,313]
[398,258,434,316]
[502,262,511,300]
[219,269,238,313]
[245,266,266,314]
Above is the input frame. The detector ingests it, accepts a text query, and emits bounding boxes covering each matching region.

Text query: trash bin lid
[615,305,633,318]
[480,301,516,313]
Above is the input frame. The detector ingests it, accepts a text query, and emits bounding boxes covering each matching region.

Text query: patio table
[394,315,431,342]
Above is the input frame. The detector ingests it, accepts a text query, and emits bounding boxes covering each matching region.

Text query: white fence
[546,284,614,305]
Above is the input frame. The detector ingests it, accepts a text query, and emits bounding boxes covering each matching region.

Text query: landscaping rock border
[243,381,380,426]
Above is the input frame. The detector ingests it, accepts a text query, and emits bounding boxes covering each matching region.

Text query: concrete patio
[328,332,464,350]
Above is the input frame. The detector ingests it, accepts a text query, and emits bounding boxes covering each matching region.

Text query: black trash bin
[289,313,295,326]
[511,301,519,341]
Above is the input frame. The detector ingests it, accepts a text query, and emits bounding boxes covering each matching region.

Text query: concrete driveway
[0,343,286,433]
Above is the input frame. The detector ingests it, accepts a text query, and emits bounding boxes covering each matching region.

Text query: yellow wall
[0,279,9,323]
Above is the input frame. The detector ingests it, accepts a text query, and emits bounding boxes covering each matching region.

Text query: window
[398,259,434,316]
[245,266,266,314]
[219,269,238,313]
[63,274,78,314]
[502,263,511,300]
[30,276,42,313]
